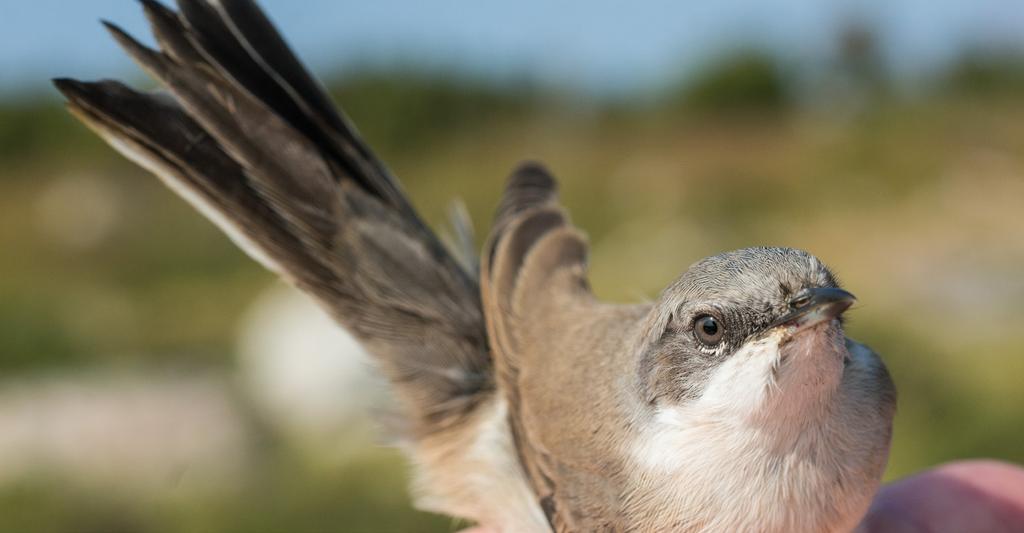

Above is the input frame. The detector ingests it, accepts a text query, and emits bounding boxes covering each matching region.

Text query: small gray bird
[54,1,897,531]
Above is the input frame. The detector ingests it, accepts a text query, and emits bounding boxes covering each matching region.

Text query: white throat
[624,324,869,532]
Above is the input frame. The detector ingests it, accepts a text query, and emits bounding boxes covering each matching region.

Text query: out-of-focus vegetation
[943,52,1024,96]
[2,41,1024,532]
[669,51,791,113]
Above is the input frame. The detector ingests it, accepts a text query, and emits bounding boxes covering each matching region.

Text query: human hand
[856,460,1024,532]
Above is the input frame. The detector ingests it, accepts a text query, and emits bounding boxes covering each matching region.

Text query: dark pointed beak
[770,287,856,330]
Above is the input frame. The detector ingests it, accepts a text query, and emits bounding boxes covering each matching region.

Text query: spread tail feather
[54,0,491,435]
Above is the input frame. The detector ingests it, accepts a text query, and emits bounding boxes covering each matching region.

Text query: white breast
[624,330,884,532]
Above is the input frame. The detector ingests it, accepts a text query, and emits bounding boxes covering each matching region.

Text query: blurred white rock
[236,283,391,456]
[0,372,248,492]
[0,282,393,494]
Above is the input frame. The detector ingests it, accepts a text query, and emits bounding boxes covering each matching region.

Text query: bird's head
[630,246,895,533]
[638,247,858,425]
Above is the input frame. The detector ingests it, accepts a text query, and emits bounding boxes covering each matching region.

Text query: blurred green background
[2,2,1024,532]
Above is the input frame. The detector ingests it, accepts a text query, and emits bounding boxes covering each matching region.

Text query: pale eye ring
[693,314,725,346]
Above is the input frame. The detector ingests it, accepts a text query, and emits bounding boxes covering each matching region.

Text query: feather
[481,163,595,531]
[54,0,491,435]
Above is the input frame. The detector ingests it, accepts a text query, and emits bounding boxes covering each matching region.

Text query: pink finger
[858,460,1024,533]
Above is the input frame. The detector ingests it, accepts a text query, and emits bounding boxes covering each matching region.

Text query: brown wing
[482,163,627,531]
[53,0,491,436]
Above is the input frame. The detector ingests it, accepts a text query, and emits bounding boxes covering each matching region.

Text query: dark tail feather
[54,0,491,435]
[174,0,413,213]
[52,78,333,285]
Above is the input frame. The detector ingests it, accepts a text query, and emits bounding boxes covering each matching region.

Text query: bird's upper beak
[770,287,856,331]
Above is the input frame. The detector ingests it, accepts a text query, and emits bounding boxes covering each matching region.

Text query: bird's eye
[694,315,725,346]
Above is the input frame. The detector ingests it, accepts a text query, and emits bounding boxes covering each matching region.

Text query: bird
[53,1,897,531]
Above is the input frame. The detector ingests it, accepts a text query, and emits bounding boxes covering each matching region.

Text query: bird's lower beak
[770,287,856,331]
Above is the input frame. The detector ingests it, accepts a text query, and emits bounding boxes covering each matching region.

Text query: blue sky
[3,0,1024,98]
